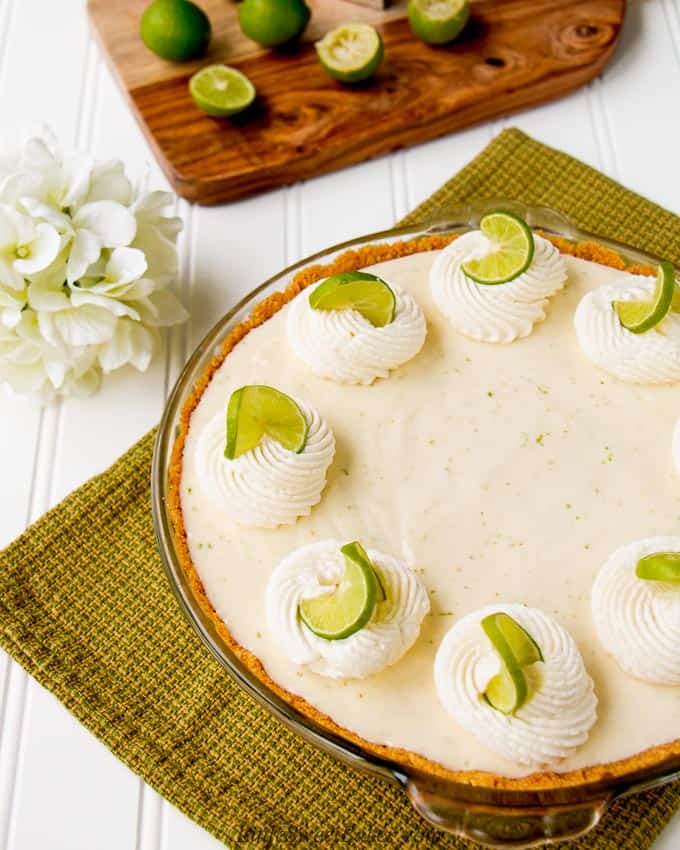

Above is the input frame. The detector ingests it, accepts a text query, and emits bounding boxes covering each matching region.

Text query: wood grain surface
[89,0,625,205]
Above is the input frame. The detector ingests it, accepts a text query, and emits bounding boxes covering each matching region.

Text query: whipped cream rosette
[434,604,597,767]
[592,537,680,685]
[286,278,426,384]
[430,232,567,343]
[195,398,335,528]
[574,276,680,383]
[266,540,430,678]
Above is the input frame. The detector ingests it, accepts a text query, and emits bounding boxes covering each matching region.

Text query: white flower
[0,127,187,403]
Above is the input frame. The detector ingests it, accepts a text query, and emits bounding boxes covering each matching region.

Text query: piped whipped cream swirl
[574,276,680,383]
[195,401,335,528]
[286,282,426,384]
[430,232,567,343]
[266,539,430,678]
[434,604,597,767]
[592,537,680,685]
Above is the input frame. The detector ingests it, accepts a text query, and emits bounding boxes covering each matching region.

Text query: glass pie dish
[151,203,680,848]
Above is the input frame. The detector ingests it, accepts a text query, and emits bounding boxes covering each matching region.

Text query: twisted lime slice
[225,385,307,459]
[316,24,384,84]
[613,261,677,334]
[309,271,396,327]
[481,612,543,715]
[636,552,680,583]
[190,65,256,118]
[407,0,470,45]
[299,542,382,639]
[462,211,535,285]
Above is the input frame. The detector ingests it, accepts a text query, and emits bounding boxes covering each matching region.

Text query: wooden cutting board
[89,0,625,205]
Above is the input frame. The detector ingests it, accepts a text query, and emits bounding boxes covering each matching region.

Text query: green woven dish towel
[1,129,678,850]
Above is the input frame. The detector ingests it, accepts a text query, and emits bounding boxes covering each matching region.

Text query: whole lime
[141,0,211,61]
[238,0,311,47]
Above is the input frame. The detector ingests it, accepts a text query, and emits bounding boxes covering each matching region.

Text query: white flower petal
[0,256,25,291]
[27,275,70,312]
[132,224,178,281]
[53,304,116,346]
[60,152,94,210]
[14,223,61,274]
[67,229,102,284]
[1,307,22,329]
[74,200,136,247]
[0,204,20,249]
[104,246,147,287]
[134,289,188,327]
[20,197,73,235]
[98,318,156,373]
[86,160,132,206]
[69,287,140,320]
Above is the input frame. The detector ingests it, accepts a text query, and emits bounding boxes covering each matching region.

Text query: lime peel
[613,261,677,334]
[636,552,680,583]
[481,612,543,715]
[462,210,535,285]
[225,385,308,459]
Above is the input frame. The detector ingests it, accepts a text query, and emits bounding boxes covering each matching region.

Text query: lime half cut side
[462,210,535,285]
[316,24,384,83]
[299,541,382,640]
[408,0,470,45]
[636,552,680,583]
[225,385,308,459]
[309,271,396,327]
[481,612,543,714]
[190,65,256,117]
[613,261,676,334]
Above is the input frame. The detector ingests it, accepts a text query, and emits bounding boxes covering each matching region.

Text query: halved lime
[342,541,386,602]
[225,385,308,459]
[190,65,256,117]
[613,262,676,334]
[481,612,543,714]
[309,271,396,327]
[316,24,384,84]
[299,542,381,639]
[636,552,680,583]
[462,211,535,285]
[407,0,470,45]
[140,0,211,62]
[238,0,310,47]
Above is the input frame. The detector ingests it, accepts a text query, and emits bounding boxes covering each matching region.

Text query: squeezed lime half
[141,0,211,61]
[238,0,310,47]
[190,65,256,117]
[408,0,470,45]
[316,24,384,83]
[225,385,307,459]
[613,261,677,334]
[299,542,382,640]
[309,271,396,327]
[462,210,535,285]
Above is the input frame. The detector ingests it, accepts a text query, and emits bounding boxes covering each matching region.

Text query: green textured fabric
[1,129,678,850]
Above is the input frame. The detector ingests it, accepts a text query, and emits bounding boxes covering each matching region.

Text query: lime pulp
[316,24,384,83]
[238,0,310,47]
[299,542,383,640]
[636,552,680,583]
[140,0,211,62]
[407,0,470,45]
[613,261,677,334]
[225,385,308,459]
[481,613,543,714]
[462,210,535,285]
[309,271,396,327]
[190,65,256,117]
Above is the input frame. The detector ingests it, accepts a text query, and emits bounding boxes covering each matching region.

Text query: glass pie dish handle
[404,777,612,848]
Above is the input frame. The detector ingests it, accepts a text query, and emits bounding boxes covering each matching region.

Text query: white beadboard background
[0,1,679,847]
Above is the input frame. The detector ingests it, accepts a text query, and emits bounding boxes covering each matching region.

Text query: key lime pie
[170,212,680,790]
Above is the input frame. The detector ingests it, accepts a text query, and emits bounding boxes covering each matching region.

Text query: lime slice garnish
[190,65,256,118]
[225,385,308,459]
[481,612,543,714]
[462,211,535,285]
[407,0,470,45]
[309,271,396,327]
[238,0,310,47]
[636,552,680,583]
[613,261,677,334]
[316,24,384,84]
[299,541,382,640]
[140,0,211,62]
[342,541,387,602]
